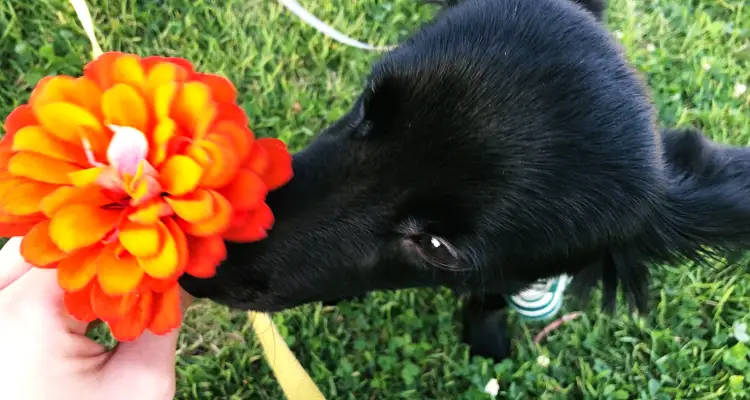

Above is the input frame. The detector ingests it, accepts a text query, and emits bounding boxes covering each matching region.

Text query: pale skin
[0,237,192,400]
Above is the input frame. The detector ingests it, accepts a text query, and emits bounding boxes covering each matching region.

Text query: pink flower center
[82,125,164,207]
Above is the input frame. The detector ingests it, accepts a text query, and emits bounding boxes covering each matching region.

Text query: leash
[278,0,395,52]
[248,311,326,399]
[68,1,325,398]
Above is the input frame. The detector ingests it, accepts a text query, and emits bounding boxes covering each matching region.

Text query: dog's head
[180,0,659,312]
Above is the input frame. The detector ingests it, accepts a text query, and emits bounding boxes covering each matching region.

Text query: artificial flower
[0,52,293,340]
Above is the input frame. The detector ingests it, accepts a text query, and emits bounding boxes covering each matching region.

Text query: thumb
[109,328,181,373]
[0,237,31,290]
[102,329,181,400]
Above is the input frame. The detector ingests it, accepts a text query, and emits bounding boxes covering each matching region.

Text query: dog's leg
[461,292,512,362]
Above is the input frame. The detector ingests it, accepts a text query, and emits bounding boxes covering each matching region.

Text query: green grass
[1,0,749,398]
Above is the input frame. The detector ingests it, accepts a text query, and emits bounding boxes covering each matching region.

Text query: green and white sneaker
[507,275,571,321]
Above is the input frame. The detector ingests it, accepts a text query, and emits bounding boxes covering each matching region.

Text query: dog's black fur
[181,0,750,361]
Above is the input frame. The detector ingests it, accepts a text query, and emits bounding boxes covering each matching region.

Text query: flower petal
[159,155,203,196]
[34,102,103,144]
[212,121,253,163]
[149,118,177,166]
[194,73,236,104]
[108,291,153,342]
[0,209,42,223]
[126,218,185,293]
[164,189,214,223]
[139,221,186,290]
[20,221,66,267]
[142,275,179,293]
[8,152,80,184]
[216,103,249,127]
[0,150,13,170]
[244,140,269,175]
[128,197,173,224]
[70,77,105,119]
[2,181,59,216]
[57,246,100,292]
[178,191,233,237]
[49,204,121,252]
[41,185,111,218]
[165,217,189,275]
[185,235,226,278]
[137,220,179,279]
[111,54,146,90]
[90,279,139,322]
[148,284,182,335]
[96,245,145,296]
[142,56,194,75]
[145,63,189,104]
[187,139,239,188]
[83,52,125,90]
[0,176,27,198]
[171,81,215,139]
[223,203,274,243]
[3,104,37,137]
[28,76,75,109]
[28,76,104,120]
[12,125,87,164]
[102,84,149,133]
[152,82,178,122]
[119,220,161,258]
[0,220,40,237]
[256,138,293,191]
[63,282,97,323]
[81,127,111,161]
[125,162,163,206]
[69,167,105,187]
[219,169,267,211]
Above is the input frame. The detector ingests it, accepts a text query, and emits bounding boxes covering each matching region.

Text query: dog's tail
[661,128,750,257]
[575,128,750,313]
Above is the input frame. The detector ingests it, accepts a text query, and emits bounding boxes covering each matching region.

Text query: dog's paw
[462,309,512,362]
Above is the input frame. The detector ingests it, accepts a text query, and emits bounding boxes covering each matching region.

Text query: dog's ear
[571,0,607,21]
[426,0,607,22]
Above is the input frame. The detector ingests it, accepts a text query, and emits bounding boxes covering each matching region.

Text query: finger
[0,237,89,339]
[6,266,64,303]
[105,328,181,392]
[62,308,98,337]
[0,237,32,290]
[180,289,194,313]
[103,329,180,400]
[0,237,61,300]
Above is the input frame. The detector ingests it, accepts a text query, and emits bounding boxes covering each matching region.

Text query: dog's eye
[414,234,460,269]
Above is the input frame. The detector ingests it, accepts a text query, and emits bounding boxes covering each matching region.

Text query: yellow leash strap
[68,1,325,399]
[248,312,326,399]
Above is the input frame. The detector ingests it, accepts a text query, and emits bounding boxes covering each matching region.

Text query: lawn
[1,0,749,398]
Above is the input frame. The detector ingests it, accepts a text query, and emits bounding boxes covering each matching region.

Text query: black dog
[181,0,750,362]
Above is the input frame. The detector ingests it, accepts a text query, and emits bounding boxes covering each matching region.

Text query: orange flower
[0,52,293,341]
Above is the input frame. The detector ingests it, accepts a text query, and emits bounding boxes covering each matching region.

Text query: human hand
[0,237,191,400]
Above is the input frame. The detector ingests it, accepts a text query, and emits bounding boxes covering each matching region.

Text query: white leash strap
[278,0,395,52]
[69,0,103,58]
[72,0,394,55]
